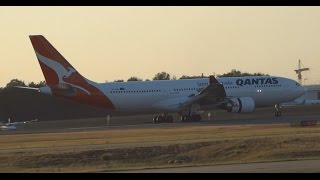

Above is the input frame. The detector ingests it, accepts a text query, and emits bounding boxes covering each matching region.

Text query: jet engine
[222,97,255,113]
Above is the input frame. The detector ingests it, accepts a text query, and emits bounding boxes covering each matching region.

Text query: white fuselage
[95,76,305,114]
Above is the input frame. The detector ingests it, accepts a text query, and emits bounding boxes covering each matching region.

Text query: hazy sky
[1,6,320,87]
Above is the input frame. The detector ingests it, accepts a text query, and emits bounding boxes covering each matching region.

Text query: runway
[1,105,319,135]
[113,159,320,173]
[1,113,320,135]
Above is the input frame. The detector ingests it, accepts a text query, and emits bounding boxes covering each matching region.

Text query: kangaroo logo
[62,67,76,79]
[30,35,116,110]
[36,52,91,94]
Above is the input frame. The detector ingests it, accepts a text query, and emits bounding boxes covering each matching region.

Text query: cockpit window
[296,82,301,86]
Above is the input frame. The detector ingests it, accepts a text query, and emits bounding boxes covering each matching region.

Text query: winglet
[209,75,219,84]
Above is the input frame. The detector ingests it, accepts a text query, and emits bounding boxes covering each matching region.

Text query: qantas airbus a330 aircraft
[19,35,306,123]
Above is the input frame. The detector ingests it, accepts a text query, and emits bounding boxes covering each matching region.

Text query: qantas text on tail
[25,35,306,123]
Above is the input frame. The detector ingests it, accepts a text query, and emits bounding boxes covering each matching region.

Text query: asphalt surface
[1,105,319,134]
[1,113,320,135]
[112,159,320,173]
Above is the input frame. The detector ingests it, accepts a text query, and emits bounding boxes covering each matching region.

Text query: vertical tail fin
[29,35,83,87]
[29,35,115,109]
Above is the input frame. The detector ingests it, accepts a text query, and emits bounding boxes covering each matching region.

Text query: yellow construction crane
[294,59,309,85]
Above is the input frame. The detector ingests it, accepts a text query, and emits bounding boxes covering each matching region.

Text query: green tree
[28,81,46,88]
[5,79,26,88]
[127,76,142,81]
[179,75,206,79]
[37,81,46,87]
[28,82,37,88]
[153,72,170,80]
[217,69,269,77]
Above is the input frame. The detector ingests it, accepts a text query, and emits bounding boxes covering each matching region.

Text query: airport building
[291,59,320,104]
[289,84,320,105]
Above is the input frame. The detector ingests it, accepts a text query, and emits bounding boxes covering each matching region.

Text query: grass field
[1,122,320,172]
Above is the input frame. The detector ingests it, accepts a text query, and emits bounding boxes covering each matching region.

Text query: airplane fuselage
[96,76,305,114]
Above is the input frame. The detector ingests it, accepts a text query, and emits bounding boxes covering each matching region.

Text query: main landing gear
[152,113,202,123]
[153,115,174,123]
[274,104,282,117]
[181,114,201,122]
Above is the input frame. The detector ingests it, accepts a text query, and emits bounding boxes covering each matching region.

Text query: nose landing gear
[274,104,282,117]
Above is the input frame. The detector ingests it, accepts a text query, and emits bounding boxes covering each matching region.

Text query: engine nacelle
[224,97,255,113]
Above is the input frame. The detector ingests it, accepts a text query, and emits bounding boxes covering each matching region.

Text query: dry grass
[1,123,320,172]
[1,124,320,150]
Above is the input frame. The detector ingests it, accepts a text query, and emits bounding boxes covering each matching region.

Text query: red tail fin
[29,35,80,86]
[29,35,115,109]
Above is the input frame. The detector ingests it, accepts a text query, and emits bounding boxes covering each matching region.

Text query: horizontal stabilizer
[14,86,40,91]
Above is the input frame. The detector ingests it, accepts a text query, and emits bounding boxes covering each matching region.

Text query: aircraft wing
[22,119,38,124]
[180,76,227,108]
[10,121,27,125]
[29,119,39,123]
[8,119,38,125]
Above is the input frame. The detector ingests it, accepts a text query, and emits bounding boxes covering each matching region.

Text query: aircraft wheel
[153,116,158,123]
[274,112,282,117]
[181,116,186,122]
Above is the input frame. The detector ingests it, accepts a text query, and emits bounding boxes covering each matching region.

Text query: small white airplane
[0,118,38,130]
[16,35,306,123]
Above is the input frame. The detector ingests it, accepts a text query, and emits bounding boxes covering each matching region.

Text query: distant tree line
[111,69,269,82]
[0,79,46,93]
[217,69,269,77]
[1,69,269,90]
